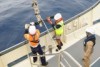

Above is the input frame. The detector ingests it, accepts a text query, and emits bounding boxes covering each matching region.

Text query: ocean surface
[0,0,98,51]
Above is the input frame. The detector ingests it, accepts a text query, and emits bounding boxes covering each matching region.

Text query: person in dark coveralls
[83,28,96,67]
[24,22,48,66]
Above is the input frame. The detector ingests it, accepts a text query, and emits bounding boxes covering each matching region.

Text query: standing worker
[46,13,64,51]
[24,22,48,66]
[83,28,96,67]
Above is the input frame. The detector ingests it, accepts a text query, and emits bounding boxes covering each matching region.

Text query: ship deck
[10,23,100,67]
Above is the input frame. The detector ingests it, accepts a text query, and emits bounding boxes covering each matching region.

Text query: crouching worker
[46,13,64,51]
[83,28,96,67]
[24,22,48,66]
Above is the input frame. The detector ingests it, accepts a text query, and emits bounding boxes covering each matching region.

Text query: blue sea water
[0,0,98,51]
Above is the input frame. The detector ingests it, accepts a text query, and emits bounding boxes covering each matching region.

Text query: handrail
[0,0,100,56]
[29,52,60,57]
[64,0,100,25]
[0,40,27,56]
[28,52,61,67]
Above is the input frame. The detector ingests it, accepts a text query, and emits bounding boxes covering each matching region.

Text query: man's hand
[46,17,53,24]
[25,24,30,29]
[46,17,51,21]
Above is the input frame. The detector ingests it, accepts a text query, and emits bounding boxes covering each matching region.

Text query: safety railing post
[38,54,41,67]
[58,52,61,67]
[48,45,52,54]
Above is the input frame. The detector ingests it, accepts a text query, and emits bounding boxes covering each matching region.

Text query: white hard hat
[30,22,35,26]
[86,28,95,34]
[54,13,62,20]
[29,26,36,35]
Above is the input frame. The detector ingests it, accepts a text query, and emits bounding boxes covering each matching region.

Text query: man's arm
[46,17,53,25]
[24,24,30,34]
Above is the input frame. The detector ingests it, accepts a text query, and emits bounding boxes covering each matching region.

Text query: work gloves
[25,24,30,29]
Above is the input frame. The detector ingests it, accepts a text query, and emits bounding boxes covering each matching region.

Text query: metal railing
[28,50,82,67]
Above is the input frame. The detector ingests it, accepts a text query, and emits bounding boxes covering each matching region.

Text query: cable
[41,18,57,49]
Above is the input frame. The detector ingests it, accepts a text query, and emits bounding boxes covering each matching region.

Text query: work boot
[33,57,37,63]
[42,62,48,66]
[56,49,58,52]
[56,45,61,52]
[60,42,63,46]
[57,45,61,50]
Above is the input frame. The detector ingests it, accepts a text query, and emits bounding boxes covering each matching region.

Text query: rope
[32,0,57,50]
[41,18,57,49]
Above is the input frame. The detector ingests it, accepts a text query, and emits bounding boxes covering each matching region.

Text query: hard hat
[54,13,62,20]
[86,28,95,34]
[30,22,35,26]
[29,26,36,35]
